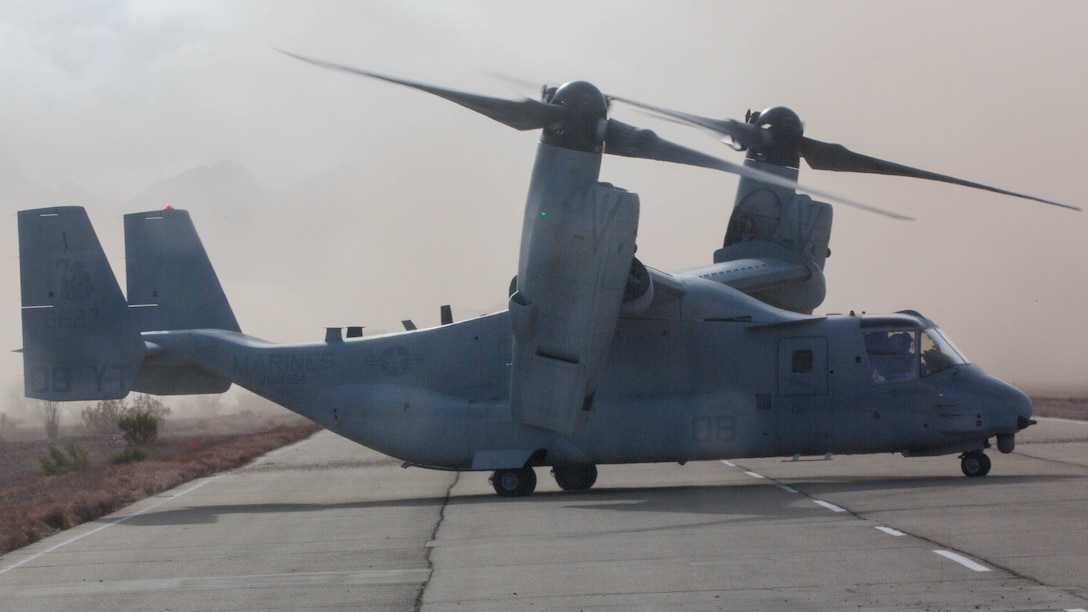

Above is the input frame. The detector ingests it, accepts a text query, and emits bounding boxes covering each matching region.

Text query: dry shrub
[40,443,90,475]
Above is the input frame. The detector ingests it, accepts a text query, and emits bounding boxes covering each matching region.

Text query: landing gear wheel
[490,467,537,497]
[552,464,598,491]
[960,451,992,477]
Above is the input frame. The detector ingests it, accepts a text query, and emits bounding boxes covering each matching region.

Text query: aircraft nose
[960,369,1034,434]
[1017,414,1036,430]
[1013,389,1036,430]
[998,380,1034,429]
[992,382,1034,453]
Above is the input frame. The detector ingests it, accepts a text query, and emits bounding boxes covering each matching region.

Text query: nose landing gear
[960,450,992,477]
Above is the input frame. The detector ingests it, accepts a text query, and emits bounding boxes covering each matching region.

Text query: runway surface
[0,417,1085,611]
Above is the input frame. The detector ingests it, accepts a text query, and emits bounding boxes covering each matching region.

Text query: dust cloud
[2,1,1085,398]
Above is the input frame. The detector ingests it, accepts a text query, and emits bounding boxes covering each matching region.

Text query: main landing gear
[960,450,992,477]
[489,464,600,497]
[490,467,537,497]
[552,464,598,491]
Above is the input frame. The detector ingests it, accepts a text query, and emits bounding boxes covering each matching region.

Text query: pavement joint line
[0,568,431,598]
[933,550,991,572]
[1012,449,1088,470]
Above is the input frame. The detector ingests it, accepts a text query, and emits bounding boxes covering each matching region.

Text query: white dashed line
[744,471,766,479]
[875,526,906,537]
[719,460,735,467]
[933,550,990,572]
[813,500,846,513]
[776,484,799,494]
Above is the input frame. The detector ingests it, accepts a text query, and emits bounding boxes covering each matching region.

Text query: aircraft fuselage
[143,277,1031,472]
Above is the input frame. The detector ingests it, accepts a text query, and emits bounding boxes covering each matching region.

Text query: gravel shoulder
[0,414,320,556]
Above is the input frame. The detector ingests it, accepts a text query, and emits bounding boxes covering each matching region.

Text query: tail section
[19,207,145,400]
[19,206,241,399]
[124,208,239,333]
[124,208,239,395]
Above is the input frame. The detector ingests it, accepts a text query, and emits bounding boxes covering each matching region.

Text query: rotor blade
[610,96,768,151]
[800,137,1080,211]
[278,49,568,131]
[484,71,554,101]
[604,119,912,221]
[615,92,1079,212]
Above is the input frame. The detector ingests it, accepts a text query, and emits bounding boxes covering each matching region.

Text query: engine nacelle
[717,158,833,314]
[509,143,640,433]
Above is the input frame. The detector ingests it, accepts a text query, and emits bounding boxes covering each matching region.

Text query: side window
[864,330,918,383]
[778,337,828,396]
[791,349,814,374]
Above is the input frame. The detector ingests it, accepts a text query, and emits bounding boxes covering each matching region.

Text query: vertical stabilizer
[124,208,238,395]
[124,208,240,332]
[19,207,145,400]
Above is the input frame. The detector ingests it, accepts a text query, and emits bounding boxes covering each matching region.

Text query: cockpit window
[865,327,968,383]
[919,328,968,377]
[865,330,918,383]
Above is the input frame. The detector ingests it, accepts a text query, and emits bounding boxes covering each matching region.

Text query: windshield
[919,327,968,376]
[865,327,967,383]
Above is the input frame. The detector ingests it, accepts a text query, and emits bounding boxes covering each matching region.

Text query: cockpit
[862,314,968,383]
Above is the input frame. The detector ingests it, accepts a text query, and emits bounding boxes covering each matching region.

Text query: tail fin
[124,208,240,333]
[124,208,238,395]
[19,207,145,400]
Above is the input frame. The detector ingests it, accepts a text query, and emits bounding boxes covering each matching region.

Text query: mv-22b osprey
[19,53,1080,497]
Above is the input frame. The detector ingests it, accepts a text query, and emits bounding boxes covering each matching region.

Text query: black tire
[961,451,992,477]
[491,467,537,497]
[552,464,598,491]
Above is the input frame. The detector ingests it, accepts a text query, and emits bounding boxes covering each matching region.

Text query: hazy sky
[2,0,1085,397]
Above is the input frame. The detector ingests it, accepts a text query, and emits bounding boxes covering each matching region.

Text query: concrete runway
[0,418,1085,611]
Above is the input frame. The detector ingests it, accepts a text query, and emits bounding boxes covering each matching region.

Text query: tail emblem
[57,258,94,301]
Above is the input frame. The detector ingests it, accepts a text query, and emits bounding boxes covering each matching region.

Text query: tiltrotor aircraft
[18,54,1079,497]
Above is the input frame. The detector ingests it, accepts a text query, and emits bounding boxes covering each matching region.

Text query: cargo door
[775,337,831,454]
